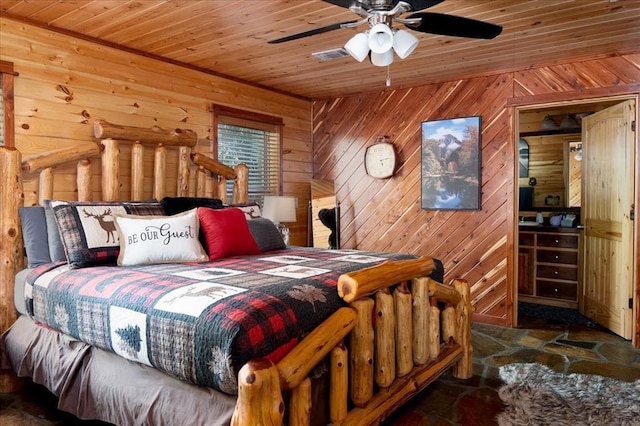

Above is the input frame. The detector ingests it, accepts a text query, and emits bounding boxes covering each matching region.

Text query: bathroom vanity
[518,225,581,308]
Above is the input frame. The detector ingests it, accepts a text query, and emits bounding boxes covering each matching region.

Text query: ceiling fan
[268,0,502,66]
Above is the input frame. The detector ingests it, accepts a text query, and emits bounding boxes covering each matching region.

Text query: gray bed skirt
[1,316,236,426]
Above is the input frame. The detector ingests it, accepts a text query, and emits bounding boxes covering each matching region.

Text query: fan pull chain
[386,66,391,86]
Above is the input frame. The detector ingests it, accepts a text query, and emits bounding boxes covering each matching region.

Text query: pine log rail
[232,254,473,426]
[93,119,198,147]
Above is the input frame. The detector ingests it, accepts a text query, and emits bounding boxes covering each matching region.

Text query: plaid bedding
[24,248,438,394]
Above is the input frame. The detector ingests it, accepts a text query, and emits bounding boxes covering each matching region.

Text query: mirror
[567,140,582,207]
[518,133,581,209]
[518,138,529,178]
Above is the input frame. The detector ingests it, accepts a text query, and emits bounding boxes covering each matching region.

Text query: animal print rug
[496,363,640,425]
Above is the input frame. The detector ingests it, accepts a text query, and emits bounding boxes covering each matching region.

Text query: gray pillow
[247,218,286,252]
[43,200,67,262]
[19,206,51,267]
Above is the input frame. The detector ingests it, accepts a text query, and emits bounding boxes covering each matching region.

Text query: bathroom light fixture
[540,115,558,130]
[570,143,583,161]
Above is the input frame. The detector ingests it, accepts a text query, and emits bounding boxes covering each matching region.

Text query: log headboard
[0,119,249,338]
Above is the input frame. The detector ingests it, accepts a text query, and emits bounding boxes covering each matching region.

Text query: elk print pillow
[51,200,165,268]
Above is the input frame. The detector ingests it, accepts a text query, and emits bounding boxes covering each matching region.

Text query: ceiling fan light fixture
[392,29,419,59]
[370,49,394,67]
[344,32,370,62]
[368,23,394,54]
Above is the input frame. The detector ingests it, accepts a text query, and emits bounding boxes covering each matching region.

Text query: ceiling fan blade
[323,0,444,10]
[395,0,445,11]
[407,12,502,39]
[268,20,358,44]
[322,0,368,9]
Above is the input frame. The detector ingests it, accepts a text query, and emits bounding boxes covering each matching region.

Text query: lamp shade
[262,195,296,224]
[368,23,393,54]
[370,49,394,67]
[344,32,370,62]
[393,29,419,59]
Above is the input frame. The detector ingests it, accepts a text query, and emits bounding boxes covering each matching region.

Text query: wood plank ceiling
[1,0,639,100]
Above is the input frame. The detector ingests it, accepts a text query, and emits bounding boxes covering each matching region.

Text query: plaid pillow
[51,200,165,268]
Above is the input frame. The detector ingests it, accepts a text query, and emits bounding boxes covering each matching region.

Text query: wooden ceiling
[1,0,639,100]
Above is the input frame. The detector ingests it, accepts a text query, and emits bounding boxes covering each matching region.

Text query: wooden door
[580,100,636,339]
[310,180,337,249]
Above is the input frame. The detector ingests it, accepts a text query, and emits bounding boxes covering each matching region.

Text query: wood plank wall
[313,52,640,326]
[0,18,312,246]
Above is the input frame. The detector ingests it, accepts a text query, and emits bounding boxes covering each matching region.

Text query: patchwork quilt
[24,248,438,394]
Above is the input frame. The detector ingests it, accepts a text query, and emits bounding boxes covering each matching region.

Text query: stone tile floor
[2,306,639,425]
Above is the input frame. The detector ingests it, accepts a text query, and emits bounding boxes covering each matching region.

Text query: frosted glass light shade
[344,33,370,62]
[368,23,393,54]
[393,30,419,59]
[370,49,394,67]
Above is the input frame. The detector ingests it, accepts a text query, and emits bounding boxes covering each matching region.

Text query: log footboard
[233,258,473,425]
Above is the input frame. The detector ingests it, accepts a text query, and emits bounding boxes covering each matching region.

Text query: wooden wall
[313,52,640,326]
[0,18,313,246]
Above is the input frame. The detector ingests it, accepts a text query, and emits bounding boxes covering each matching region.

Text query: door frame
[509,92,639,347]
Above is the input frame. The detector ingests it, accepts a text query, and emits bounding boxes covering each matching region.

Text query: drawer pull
[555,239,559,244]
[554,270,559,275]
[555,255,559,259]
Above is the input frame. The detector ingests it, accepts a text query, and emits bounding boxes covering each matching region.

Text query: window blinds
[217,117,280,203]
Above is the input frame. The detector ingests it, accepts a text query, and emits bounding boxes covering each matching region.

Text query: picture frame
[421,116,481,210]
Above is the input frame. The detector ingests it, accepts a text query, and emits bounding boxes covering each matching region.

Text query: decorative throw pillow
[197,207,261,260]
[43,200,67,262]
[227,202,262,220]
[161,197,224,215]
[19,206,52,267]
[51,200,165,268]
[247,218,286,252]
[113,208,208,266]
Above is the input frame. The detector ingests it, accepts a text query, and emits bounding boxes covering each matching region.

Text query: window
[0,61,17,147]
[212,105,283,204]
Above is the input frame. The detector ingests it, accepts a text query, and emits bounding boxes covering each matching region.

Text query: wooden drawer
[537,233,578,249]
[536,264,578,281]
[519,232,535,246]
[537,280,577,300]
[537,249,578,265]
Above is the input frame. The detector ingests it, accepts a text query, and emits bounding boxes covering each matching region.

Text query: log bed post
[131,142,145,200]
[232,360,284,426]
[0,147,24,392]
[452,279,473,379]
[101,138,120,201]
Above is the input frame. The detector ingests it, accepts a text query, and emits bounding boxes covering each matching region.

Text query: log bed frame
[0,120,473,426]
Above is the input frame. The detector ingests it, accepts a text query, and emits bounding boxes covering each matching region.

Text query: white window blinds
[214,110,282,204]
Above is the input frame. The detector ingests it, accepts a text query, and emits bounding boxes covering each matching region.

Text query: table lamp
[262,195,296,245]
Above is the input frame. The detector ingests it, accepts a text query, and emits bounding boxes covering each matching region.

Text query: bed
[0,120,473,425]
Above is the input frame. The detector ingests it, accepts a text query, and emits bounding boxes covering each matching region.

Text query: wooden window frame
[211,104,284,198]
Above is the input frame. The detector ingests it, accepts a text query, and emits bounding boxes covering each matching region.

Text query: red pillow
[197,207,261,260]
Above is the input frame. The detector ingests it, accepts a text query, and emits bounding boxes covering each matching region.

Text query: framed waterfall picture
[421,116,481,210]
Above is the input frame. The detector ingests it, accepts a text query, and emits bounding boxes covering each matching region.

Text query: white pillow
[113,208,208,266]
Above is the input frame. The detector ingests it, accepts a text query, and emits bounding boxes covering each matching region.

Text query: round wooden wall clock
[364,139,396,179]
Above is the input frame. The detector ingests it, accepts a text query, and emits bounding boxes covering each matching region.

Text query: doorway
[514,96,638,342]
